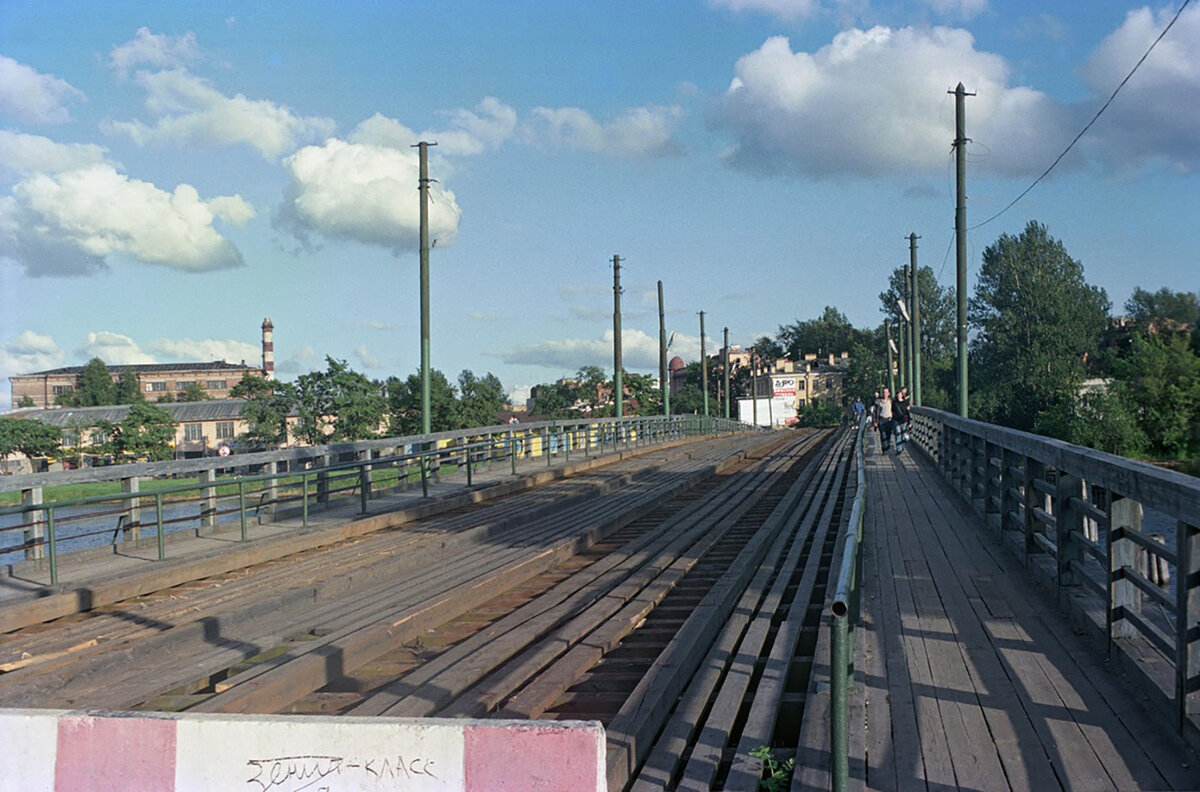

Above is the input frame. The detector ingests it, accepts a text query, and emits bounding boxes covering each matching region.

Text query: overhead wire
[968,0,1192,232]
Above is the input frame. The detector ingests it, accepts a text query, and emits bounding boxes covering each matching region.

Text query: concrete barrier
[0,709,605,792]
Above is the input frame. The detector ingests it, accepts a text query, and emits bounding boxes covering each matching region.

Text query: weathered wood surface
[825,441,1200,790]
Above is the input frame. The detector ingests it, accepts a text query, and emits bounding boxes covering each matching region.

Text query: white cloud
[109,27,203,79]
[434,97,519,156]
[0,131,111,177]
[0,330,65,377]
[0,55,85,124]
[0,163,254,276]
[355,345,379,369]
[709,28,1069,179]
[524,104,684,158]
[105,69,336,159]
[145,337,260,364]
[708,0,818,21]
[1080,4,1200,173]
[276,132,462,252]
[77,331,157,365]
[924,0,987,20]
[499,328,683,371]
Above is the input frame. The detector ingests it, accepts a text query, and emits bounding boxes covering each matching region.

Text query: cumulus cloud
[0,131,111,177]
[708,0,818,21]
[524,104,684,158]
[105,69,335,159]
[709,27,1070,179]
[276,127,462,252]
[499,328,688,371]
[0,162,255,276]
[77,332,157,365]
[0,55,85,124]
[109,27,203,79]
[433,97,519,156]
[0,330,65,376]
[1080,4,1200,173]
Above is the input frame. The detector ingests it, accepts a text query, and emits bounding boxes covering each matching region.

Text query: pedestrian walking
[872,388,894,453]
[893,387,911,452]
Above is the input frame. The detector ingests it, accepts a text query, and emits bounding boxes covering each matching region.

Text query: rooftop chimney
[261,318,274,378]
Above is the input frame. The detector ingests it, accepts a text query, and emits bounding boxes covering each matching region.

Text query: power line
[969,0,1192,231]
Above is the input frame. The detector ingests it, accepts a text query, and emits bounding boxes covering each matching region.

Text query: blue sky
[1,0,1197,409]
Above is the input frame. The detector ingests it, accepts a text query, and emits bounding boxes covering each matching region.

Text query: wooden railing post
[21,487,45,561]
[1023,458,1043,564]
[1056,473,1084,596]
[199,468,217,531]
[1177,519,1200,727]
[1108,495,1142,640]
[315,454,329,505]
[121,476,140,543]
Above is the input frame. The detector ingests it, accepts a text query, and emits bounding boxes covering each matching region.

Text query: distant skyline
[2,0,1197,409]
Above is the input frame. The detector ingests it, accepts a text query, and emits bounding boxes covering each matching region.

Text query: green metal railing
[830,416,867,792]
[1,414,759,586]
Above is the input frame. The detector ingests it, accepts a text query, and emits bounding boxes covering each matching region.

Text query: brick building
[9,361,263,409]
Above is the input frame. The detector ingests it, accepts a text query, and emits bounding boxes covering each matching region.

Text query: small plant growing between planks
[750,745,795,791]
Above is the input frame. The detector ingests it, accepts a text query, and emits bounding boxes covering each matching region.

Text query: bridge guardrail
[830,414,867,792]
[2,414,760,584]
[909,405,1200,736]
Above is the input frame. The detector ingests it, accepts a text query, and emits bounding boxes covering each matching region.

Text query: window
[216,421,235,440]
[206,380,227,390]
[147,382,167,392]
[52,385,74,395]
[176,381,197,392]
[90,429,108,446]
[184,423,203,442]
[62,430,79,447]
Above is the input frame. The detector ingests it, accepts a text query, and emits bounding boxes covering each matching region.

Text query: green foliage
[1125,287,1200,328]
[114,374,143,404]
[624,371,662,416]
[527,380,581,419]
[1112,333,1200,458]
[294,357,386,443]
[0,417,62,462]
[1036,386,1148,457]
[798,397,844,427]
[844,341,884,402]
[969,221,1110,433]
[103,402,177,461]
[76,357,116,406]
[177,382,211,402]
[387,368,461,435]
[238,381,296,450]
[880,264,957,391]
[457,370,507,428]
[778,306,865,360]
[18,395,35,408]
[749,746,794,791]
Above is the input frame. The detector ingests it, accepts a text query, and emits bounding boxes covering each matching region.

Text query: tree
[114,373,143,404]
[778,306,865,360]
[177,382,211,402]
[75,357,117,406]
[0,417,61,471]
[1112,333,1200,458]
[231,372,274,398]
[879,264,957,407]
[238,381,296,450]
[102,402,177,461]
[18,395,35,408]
[387,369,460,435]
[969,221,1110,433]
[458,370,507,428]
[294,357,386,444]
[1125,287,1200,328]
[624,372,661,416]
[527,380,581,419]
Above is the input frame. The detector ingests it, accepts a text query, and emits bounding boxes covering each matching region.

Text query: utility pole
[909,233,922,406]
[898,312,907,390]
[414,141,436,435]
[723,327,731,421]
[699,311,709,418]
[658,280,669,417]
[951,82,974,418]
[612,255,623,418]
[751,351,758,427]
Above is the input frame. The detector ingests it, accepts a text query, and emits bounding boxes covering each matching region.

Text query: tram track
[0,426,855,791]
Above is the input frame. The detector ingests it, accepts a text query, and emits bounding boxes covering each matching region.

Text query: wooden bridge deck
[804,437,1199,791]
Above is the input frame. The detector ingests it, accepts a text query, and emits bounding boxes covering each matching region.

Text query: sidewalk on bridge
[0,445,649,633]
[799,434,1199,791]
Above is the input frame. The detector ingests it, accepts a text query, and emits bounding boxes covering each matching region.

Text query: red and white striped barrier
[0,709,605,792]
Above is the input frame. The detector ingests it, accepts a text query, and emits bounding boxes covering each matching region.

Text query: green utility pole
[414,140,436,435]
[723,327,731,420]
[951,82,974,418]
[886,323,896,396]
[898,313,907,390]
[612,255,623,418]
[699,311,709,418]
[658,280,669,417]
[909,233,922,406]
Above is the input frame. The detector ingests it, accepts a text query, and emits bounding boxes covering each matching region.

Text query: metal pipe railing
[831,416,867,792]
